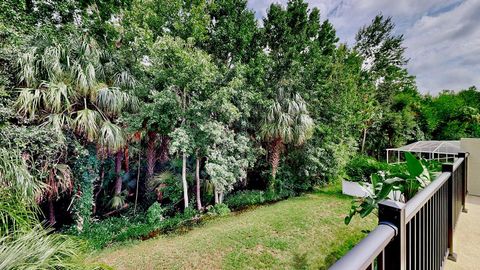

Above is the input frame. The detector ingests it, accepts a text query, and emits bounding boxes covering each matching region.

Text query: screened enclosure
[386,140,461,163]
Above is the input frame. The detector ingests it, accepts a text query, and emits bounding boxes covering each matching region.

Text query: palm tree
[260,89,314,181]
[15,36,138,211]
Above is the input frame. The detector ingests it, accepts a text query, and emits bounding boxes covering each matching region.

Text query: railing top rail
[453,157,464,171]
[405,172,450,222]
[329,224,396,270]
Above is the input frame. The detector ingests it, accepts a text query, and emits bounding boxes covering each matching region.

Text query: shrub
[345,155,386,182]
[146,202,165,224]
[224,190,265,209]
[224,189,292,210]
[181,207,199,219]
[67,207,201,249]
[64,215,143,250]
[206,203,231,216]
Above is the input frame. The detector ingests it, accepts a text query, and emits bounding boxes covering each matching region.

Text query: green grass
[91,184,375,269]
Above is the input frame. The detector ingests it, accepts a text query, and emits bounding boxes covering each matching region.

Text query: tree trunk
[361,127,367,154]
[134,151,141,215]
[159,135,170,164]
[270,138,283,179]
[195,156,202,210]
[219,192,224,204]
[182,152,189,209]
[147,131,157,178]
[48,197,56,226]
[124,145,129,173]
[114,150,123,196]
[93,158,105,215]
[214,187,219,204]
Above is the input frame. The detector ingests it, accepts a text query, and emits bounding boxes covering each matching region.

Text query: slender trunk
[182,152,189,209]
[134,151,141,215]
[124,145,129,173]
[159,135,170,164]
[270,138,283,180]
[361,127,367,154]
[181,87,189,209]
[219,192,224,204]
[48,197,56,226]
[195,156,202,210]
[114,151,123,196]
[214,187,219,204]
[93,158,105,215]
[146,131,157,177]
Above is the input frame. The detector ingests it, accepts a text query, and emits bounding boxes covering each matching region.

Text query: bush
[67,206,202,249]
[181,207,199,219]
[65,215,145,250]
[146,202,165,224]
[224,189,292,210]
[224,190,265,209]
[206,203,231,216]
[345,155,386,182]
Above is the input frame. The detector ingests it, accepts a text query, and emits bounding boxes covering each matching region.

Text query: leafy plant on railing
[391,152,432,201]
[345,152,431,225]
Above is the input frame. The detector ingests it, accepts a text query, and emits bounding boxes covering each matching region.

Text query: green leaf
[377,183,393,199]
[405,152,423,177]
[344,215,352,225]
[360,204,375,218]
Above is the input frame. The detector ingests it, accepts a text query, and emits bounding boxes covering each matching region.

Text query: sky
[247,0,480,95]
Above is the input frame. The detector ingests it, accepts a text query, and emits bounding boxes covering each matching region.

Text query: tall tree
[150,36,218,209]
[354,14,422,155]
[355,14,409,103]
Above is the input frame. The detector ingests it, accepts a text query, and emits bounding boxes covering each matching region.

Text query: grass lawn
[92,185,375,270]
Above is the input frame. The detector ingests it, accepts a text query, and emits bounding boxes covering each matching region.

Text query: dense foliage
[0,0,477,260]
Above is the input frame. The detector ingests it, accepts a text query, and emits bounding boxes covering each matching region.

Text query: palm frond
[41,46,64,81]
[42,82,72,113]
[109,194,125,210]
[114,71,137,89]
[72,108,101,141]
[73,63,91,97]
[98,121,125,154]
[47,164,73,199]
[260,91,313,145]
[15,88,42,119]
[0,148,44,206]
[41,113,71,136]
[16,48,38,87]
[96,87,139,116]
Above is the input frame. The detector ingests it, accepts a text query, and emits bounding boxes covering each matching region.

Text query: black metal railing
[330,152,469,270]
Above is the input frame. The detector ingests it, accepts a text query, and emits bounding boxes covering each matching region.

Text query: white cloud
[247,0,479,94]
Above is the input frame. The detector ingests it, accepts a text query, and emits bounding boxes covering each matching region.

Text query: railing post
[442,163,457,261]
[458,152,468,213]
[378,200,406,270]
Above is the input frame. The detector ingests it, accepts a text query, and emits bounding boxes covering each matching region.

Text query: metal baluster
[378,250,385,270]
